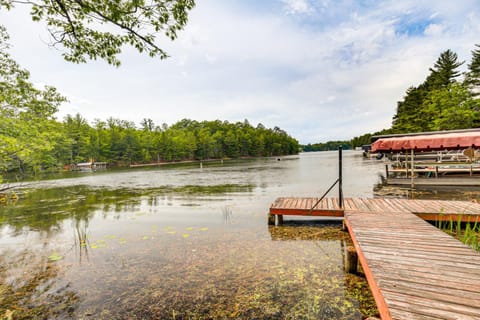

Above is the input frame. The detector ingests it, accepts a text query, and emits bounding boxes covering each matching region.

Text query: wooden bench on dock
[269,197,480,320]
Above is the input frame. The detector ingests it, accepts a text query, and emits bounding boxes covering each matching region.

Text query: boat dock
[371,129,480,187]
[270,197,480,222]
[269,197,480,319]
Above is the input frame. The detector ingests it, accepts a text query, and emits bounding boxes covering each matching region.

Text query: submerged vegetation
[0,182,379,320]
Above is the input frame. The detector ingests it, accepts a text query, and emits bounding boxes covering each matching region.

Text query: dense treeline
[0,27,298,182]
[60,116,299,165]
[301,141,351,152]
[350,45,480,148]
[2,113,299,178]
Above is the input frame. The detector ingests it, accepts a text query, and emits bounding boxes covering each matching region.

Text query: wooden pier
[270,197,480,222]
[269,197,480,320]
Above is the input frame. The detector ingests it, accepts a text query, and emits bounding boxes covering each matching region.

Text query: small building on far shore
[70,162,107,171]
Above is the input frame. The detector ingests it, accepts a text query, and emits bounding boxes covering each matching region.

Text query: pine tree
[428,50,464,88]
[391,50,465,133]
[391,84,430,133]
[464,44,480,96]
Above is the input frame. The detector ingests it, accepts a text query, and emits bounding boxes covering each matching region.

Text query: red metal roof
[371,131,480,152]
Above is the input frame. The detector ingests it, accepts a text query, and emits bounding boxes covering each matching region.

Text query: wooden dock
[386,177,480,187]
[269,197,480,320]
[270,197,480,222]
[345,210,480,319]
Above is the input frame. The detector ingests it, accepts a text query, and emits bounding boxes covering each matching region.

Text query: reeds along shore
[435,215,480,251]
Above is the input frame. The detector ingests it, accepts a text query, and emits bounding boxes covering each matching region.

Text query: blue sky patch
[394,15,439,36]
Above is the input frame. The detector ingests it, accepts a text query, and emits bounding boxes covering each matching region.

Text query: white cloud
[1,0,479,143]
[282,0,313,14]
[424,23,445,36]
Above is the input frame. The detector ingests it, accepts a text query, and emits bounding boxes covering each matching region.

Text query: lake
[0,150,433,319]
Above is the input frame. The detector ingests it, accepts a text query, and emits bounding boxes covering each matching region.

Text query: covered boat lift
[372,131,480,153]
[370,129,480,187]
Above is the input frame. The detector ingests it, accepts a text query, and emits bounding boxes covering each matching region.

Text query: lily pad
[90,242,107,249]
[48,253,63,262]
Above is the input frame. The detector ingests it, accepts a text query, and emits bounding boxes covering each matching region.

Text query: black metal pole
[338,146,343,208]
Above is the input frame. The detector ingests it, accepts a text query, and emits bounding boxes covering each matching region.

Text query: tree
[0,26,66,179]
[391,85,429,132]
[391,50,465,133]
[429,49,464,88]
[63,113,91,163]
[0,0,195,66]
[422,83,480,130]
[465,44,480,96]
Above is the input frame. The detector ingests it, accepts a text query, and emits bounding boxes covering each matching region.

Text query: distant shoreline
[127,156,280,168]
[129,158,228,168]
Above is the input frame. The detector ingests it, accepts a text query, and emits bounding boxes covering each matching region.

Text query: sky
[1,0,480,144]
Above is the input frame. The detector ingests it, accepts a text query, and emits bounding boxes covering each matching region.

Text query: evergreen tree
[422,83,480,130]
[465,44,480,96]
[391,85,429,132]
[428,49,464,88]
[391,50,464,133]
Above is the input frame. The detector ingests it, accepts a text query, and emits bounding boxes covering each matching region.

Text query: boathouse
[71,162,107,171]
[371,129,480,187]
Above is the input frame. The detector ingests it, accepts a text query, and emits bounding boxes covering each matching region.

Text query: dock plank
[345,210,480,320]
[269,197,480,319]
[269,197,480,221]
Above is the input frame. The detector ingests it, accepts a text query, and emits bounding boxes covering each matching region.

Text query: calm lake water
[3,150,475,319]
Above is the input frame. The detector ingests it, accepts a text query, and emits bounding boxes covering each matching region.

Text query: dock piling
[276,214,284,226]
[344,246,358,274]
[338,146,343,208]
[268,213,275,225]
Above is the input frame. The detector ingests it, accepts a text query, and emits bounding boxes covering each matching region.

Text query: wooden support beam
[345,246,358,274]
[268,213,275,225]
[276,214,283,226]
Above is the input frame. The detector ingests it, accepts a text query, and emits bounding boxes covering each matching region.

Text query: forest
[0,25,298,182]
[58,116,299,165]
[349,45,480,148]
[301,141,352,152]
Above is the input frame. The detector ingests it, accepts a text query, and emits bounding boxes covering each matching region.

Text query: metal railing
[308,146,343,214]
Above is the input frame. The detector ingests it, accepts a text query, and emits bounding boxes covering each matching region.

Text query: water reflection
[1,152,385,319]
[73,220,90,264]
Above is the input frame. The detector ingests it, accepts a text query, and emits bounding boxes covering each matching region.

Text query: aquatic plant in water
[436,215,480,251]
